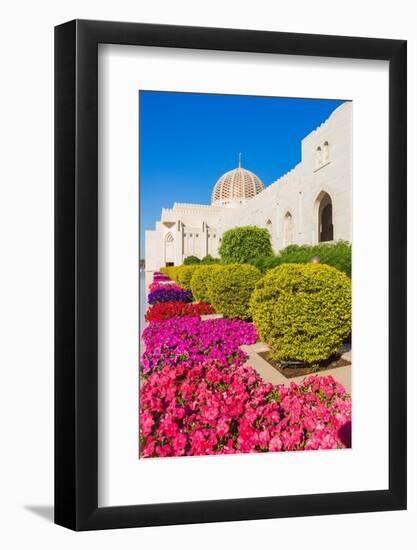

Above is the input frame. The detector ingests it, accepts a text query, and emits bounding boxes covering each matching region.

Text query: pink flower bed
[153,272,170,282]
[148,281,183,293]
[141,316,258,375]
[140,270,352,458]
[140,359,351,457]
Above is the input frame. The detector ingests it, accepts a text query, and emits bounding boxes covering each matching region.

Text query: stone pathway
[200,313,223,321]
[241,342,352,394]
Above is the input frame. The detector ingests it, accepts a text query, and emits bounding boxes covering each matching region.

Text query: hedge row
[183,254,221,265]
[161,263,261,320]
[160,256,351,365]
[248,240,351,277]
[160,265,200,290]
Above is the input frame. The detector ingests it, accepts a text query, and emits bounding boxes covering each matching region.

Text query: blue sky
[139,91,345,255]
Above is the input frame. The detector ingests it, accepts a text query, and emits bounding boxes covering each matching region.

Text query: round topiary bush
[190,264,223,303]
[219,226,274,264]
[208,264,262,320]
[176,265,200,290]
[250,263,351,365]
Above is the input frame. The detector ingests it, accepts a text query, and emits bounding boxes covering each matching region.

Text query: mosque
[145,101,352,271]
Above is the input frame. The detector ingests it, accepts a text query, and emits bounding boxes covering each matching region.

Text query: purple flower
[148,288,193,305]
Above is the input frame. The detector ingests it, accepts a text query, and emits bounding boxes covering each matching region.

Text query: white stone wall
[145,102,352,271]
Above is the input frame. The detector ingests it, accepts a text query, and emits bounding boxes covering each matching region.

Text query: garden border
[55,19,406,530]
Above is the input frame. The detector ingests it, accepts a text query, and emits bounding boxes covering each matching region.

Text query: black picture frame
[55,19,407,531]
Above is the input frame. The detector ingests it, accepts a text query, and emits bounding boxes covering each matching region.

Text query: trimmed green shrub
[160,266,179,281]
[247,256,282,273]
[184,255,201,265]
[219,226,274,264]
[190,264,223,303]
[201,254,220,264]
[208,264,262,320]
[249,240,351,277]
[250,263,351,365]
[175,265,200,290]
[160,266,172,278]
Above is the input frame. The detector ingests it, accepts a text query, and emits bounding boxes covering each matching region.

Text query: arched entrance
[316,192,334,242]
[164,232,175,265]
[283,212,293,247]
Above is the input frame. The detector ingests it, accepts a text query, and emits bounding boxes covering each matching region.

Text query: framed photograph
[55,19,407,530]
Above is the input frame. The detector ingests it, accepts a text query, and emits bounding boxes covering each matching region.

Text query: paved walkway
[241,342,352,394]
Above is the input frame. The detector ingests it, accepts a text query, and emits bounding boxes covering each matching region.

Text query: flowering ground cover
[145,301,215,322]
[141,316,258,375]
[153,271,171,282]
[148,287,193,304]
[140,269,352,458]
[140,360,351,457]
[148,281,183,293]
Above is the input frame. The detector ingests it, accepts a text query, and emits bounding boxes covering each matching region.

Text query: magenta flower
[140,316,258,375]
[140,358,351,458]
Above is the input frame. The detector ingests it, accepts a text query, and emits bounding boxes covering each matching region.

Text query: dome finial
[238,152,242,168]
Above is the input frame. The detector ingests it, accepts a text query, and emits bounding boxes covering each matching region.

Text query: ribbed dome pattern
[211,166,265,205]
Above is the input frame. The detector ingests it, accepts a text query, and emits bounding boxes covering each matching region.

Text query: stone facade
[145,101,352,271]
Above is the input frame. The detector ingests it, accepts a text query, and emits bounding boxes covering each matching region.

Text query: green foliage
[208,264,262,320]
[160,266,179,281]
[249,240,351,277]
[250,263,351,365]
[175,265,201,290]
[201,254,220,264]
[190,264,223,303]
[183,255,201,265]
[247,256,282,273]
[219,226,274,264]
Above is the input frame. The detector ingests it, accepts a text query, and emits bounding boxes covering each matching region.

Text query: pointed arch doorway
[316,192,334,243]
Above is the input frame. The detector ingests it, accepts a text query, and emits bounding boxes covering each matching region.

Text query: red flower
[145,301,215,322]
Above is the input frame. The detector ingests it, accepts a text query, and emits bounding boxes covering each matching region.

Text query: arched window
[165,232,175,264]
[283,212,293,247]
[323,141,330,163]
[265,219,273,238]
[315,191,334,242]
[315,146,322,170]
